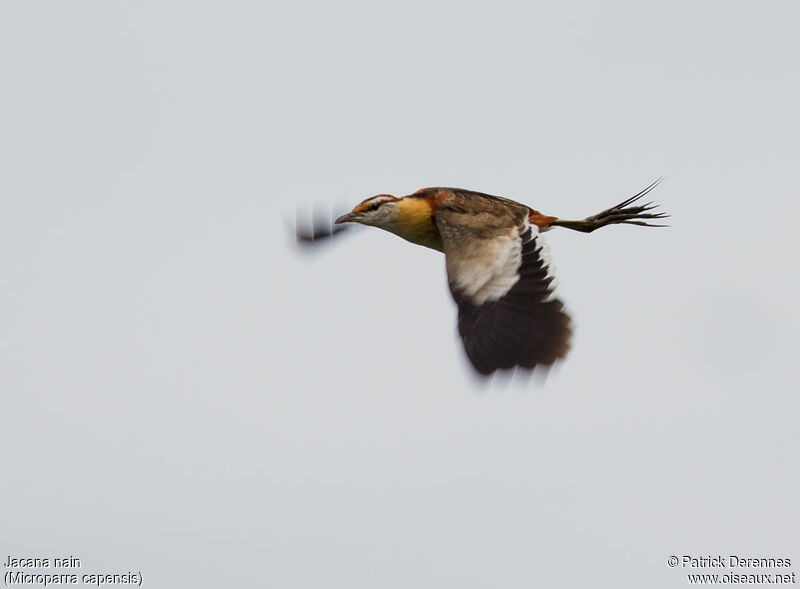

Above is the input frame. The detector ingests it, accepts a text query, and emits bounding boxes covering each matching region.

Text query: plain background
[2,1,798,587]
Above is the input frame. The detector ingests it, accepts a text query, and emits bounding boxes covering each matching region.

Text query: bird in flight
[297,179,667,375]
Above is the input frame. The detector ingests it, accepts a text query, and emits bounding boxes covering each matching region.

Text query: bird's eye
[368,202,382,211]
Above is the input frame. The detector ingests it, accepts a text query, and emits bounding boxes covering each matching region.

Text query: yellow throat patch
[392,197,443,251]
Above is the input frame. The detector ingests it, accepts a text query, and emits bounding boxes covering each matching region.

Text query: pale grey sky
[1,1,798,587]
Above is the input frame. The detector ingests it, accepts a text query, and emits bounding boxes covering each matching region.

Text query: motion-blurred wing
[295,205,352,246]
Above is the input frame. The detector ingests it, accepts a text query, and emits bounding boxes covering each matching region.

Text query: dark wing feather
[295,205,352,245]
[435,198,572,375]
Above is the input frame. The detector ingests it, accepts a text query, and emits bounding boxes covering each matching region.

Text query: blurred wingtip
[292,203,354,249]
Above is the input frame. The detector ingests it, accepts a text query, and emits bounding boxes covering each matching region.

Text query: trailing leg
[550,178,668,233]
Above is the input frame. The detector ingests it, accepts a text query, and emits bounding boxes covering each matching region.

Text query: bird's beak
[335,212,356,224]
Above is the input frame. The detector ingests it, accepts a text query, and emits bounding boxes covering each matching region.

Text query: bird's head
[335,194,400,229]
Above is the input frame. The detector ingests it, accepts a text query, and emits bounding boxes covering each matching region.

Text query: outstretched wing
[434,196,572,374]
